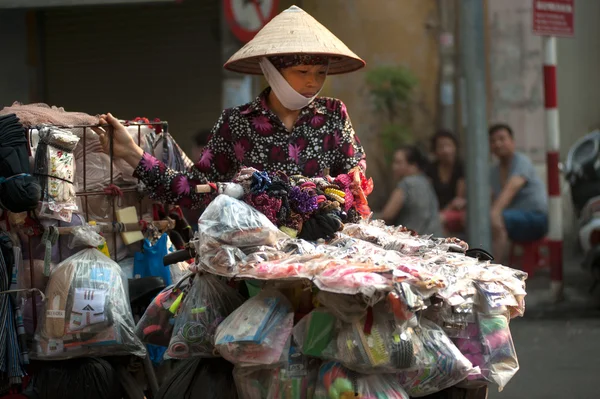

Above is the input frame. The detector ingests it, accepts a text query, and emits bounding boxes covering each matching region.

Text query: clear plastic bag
[193,237,247,277]
[333,307,415,373]
[167,274,244,359]
[33,247,146,359]
[397,318,476,397]
[452,322,487,386]
[234,344,320,399]
[134,274,192,347]
[198,195,287,248]
[315,291,368,323]
[313,361,409,399]
[477,313,518,390]
[215,289,294,366]
[293,308,338,359]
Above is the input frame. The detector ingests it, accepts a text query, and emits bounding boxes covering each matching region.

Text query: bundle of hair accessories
[197,166,373,241]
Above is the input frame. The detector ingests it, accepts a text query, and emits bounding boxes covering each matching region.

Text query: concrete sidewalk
[520,253,600,320]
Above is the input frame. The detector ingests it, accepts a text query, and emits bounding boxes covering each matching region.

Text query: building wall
[557,0,600,154]
[486,0,546,162]
[0,10,30,106]
[486,0,600,252]
[296,0,441,207]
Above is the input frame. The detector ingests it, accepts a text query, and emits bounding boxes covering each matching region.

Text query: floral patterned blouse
[134,88,366,209]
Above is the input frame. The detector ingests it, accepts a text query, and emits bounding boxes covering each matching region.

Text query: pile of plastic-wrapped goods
[134,167,526,398]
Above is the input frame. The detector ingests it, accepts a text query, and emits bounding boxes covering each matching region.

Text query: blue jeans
[503,209,548,242]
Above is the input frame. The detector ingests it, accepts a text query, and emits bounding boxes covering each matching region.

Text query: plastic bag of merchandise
[198,194,287,248]
[293,308,338,359]
[33,228,145,359]
[477,313,518,390]
[215,289,294,366]
[23,357,124,399]
[314,361,409,399]
[315,291,369,323]
[234,344,320,399]
[474,281,519,315]
[193,236,247,276]
[333,306,416,373]
[155,357,238,399]
[166,273,244,359]
[397,318,476,397]
[134,274,193,347]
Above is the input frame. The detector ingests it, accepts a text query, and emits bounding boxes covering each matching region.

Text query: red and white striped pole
[543,36,563,301]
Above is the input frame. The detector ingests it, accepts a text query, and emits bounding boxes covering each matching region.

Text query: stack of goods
[135,167,526,398]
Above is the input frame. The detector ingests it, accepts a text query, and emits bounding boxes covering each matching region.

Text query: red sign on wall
[533,0,575,37]
[225,0,280,43]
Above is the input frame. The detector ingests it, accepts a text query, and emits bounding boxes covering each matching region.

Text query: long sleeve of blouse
[133,89,366,209]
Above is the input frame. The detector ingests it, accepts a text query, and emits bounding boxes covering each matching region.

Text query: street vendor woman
[93,6,367,209]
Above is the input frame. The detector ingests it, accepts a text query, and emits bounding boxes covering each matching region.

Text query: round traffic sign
[224,0,280,43]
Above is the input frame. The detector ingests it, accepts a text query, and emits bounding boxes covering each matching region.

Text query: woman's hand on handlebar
[92,113,144,168]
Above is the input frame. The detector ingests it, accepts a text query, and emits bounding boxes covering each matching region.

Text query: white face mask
[259,57,326,111]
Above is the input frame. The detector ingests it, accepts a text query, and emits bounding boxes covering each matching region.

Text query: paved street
[489,318,600,399]
[489,256,600,399]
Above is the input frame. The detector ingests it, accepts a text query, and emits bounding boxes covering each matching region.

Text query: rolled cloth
[0,114,41,212]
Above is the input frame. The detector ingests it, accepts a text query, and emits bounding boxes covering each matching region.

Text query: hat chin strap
[259,58,323,111]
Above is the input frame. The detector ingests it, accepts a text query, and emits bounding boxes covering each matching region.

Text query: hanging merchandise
[233,344,321,399]
[134,277,192,347]
[33,126,80,222]
[475,313,518,390]
[153,129,187,172]
[313,361,409,399]
[215,289,294,366]
[33,229,145,359]
[166,274,244,359]
[0,114,41,213]
[16,214,88,293]
[155,357,238,399]
[396,319,477,397]
[0,239,27,389]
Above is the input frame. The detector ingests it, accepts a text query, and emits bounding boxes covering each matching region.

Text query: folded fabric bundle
[0,114,41,213]
[0,102,99,128]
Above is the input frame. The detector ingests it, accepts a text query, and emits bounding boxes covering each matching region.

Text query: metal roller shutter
[42,0,222,153]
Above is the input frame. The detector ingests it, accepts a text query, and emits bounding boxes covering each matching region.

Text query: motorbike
[563,129,600,288]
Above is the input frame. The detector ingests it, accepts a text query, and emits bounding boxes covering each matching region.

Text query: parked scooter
[563,129,600,288]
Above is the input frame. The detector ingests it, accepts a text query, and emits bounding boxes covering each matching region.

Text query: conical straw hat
[224,5,365,75]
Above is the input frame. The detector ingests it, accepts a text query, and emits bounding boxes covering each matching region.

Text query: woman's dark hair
[193,129,212,147]
[430,129,459,152]
[398,145,428,171]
